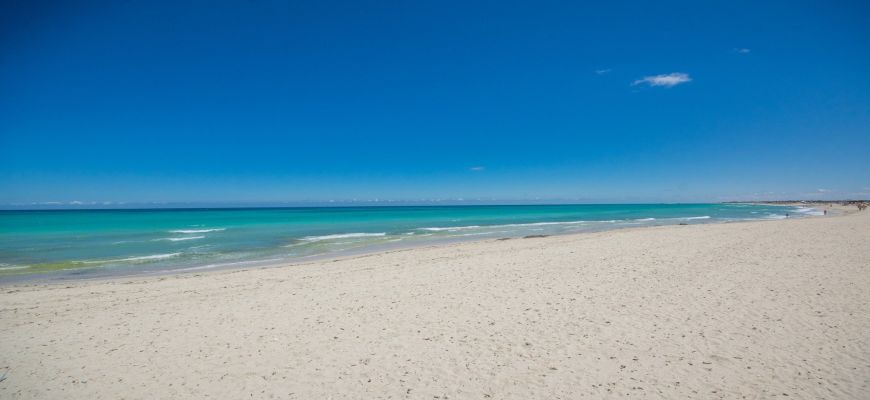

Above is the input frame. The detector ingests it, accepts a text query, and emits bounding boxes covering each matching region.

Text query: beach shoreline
[0,203,835,285]
[1,207,869,398]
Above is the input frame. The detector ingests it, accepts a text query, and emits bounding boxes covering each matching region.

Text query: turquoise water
[0,203,816,281]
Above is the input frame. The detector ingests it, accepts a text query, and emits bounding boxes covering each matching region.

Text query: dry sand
[1,209,869,399]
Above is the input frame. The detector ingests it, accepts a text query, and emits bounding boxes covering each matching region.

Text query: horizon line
[2,199,865,212]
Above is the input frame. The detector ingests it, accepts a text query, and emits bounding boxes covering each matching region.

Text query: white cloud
[595,68,612,75]
[632,72,692,87]
[469,166,485,171]
[735,48,751,54]
[817,188,830,193]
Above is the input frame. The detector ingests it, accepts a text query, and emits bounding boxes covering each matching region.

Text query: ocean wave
[634,218,656,222]
[419,220,588,232]
[111,239,148,245]
[498,220,587,228]
[154,236,206,242]
[83,252,182,264]
[301,232,387,241]
[419,226,481,231]
[681,216,711,220]
[169,228,226,234]
[792,207,824,216]
[0,263,29,271]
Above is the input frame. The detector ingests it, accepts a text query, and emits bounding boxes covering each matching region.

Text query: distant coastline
[3,198,869,212]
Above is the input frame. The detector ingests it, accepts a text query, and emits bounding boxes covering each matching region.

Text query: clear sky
[2,1,869,207]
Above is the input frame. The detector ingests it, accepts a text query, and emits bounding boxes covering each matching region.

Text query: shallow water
[0,203,816,281]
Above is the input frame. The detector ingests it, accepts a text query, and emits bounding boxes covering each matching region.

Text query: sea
[0,203,820,281]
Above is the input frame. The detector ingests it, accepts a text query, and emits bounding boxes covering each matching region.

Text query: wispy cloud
[734,48,751,54]
[817,188,830,193]
[469,166,485,172]
[632,72,691,87]
[595,68,612,75]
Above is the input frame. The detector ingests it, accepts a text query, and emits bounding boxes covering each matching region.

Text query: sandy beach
[1,208,868,399]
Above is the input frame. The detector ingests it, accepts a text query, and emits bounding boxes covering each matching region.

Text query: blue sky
[1,0,869,206]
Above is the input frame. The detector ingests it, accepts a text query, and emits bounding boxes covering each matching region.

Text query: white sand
[2,209,869,399]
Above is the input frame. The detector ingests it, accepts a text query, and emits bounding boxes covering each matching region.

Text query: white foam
[301,232,387,241]
[84,253,182,264]
[121,253,182,261]
[169,228,225,234]
[792,207,824,216]
[154,236,205,242]
[418,220,588,232]
[497,220,587,228]
[0,264,29,271]
[419,226,481,231]
[112,240,145,245]
[681,216,711,220]
[634,218,656,222]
